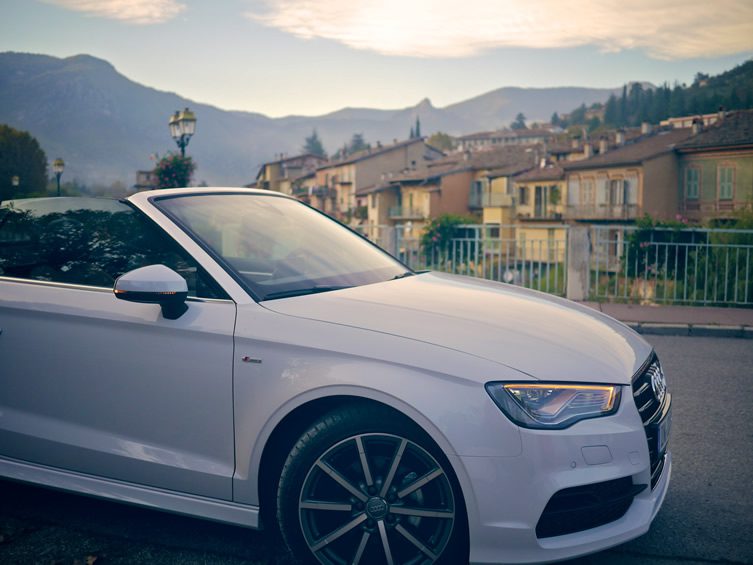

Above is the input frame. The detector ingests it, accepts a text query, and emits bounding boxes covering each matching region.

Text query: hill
[0,52,622,186]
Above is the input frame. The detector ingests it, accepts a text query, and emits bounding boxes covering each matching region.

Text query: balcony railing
[470,192,515,208]
[563,204,639,220]
[388,206,425,219]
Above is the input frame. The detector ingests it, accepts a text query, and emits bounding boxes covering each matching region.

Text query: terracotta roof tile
[564,128,693,170]
[675,110,753,151]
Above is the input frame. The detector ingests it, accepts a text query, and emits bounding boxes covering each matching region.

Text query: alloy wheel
[298,433,455,564]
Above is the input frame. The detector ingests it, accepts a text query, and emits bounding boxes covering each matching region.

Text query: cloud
[44,0,185,24]
[247,0,753,59]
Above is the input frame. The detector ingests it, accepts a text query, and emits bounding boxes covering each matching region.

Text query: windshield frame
[150,190,413,302]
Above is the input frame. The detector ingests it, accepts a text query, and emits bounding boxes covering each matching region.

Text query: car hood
[261,272,652,384]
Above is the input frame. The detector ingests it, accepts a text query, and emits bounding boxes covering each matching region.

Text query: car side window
[0,199,228,299]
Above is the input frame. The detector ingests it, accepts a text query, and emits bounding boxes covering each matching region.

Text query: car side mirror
[114,264,189,320]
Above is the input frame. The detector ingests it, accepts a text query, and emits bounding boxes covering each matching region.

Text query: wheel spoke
[315,460,368,502]
[397,467,443,499]
[300,500,353,512]
[354,436,374,486]
[395,524,439,561]
[352,531,371,565]
[377,520,394,565]
[309,513,367,553]
[380,438,407,497]
[390,506,454,519]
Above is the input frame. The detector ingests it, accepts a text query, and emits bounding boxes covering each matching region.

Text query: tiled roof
[564,128,693,170]
[317,138,427,170]
[514,164,565,182]
[675,110,753,151]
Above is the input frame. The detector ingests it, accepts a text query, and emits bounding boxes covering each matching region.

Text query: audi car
[0,188,671,564]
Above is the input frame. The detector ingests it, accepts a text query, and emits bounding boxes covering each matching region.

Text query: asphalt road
[1,335,752,564]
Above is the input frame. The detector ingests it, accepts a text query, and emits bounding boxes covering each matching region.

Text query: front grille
[536,477,646,538]
[632,354,671,489]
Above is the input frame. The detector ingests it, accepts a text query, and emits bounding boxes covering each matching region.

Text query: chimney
[463,150,471,161]
[583,143,593,158]
[616,129,626,145]
[599,137,608,155]
[540,157,547,169]
[641,122,652,135]
[691,117,703,135]
[718,106,725,121]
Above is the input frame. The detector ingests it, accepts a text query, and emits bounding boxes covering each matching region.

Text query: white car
[0,188,671,564]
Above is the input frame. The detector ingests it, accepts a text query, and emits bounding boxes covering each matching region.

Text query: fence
[363,224,570,296]
[357,222,753,307]
[590,225,753,306]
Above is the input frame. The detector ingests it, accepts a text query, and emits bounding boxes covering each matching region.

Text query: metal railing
[388,224,569,296]
[564,204,639,220]
[590,225,753,306]
[357,222,753,307]
[388,206,425,219]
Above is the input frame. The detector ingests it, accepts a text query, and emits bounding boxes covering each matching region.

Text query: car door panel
[0,278,235,500]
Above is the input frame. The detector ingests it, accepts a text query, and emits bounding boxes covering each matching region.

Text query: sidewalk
[580,302,753,338]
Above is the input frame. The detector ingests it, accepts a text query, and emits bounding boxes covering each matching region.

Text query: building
[360,145,539,239]
[254,154,327,195]
[456,128,558,152]
[311,138,444,224]
[562,128,693,222]
[133,170,157,192]
[675,109,753,223]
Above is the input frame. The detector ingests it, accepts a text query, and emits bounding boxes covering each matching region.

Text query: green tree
[427,132,454,152]
[303,129,327,158]
[348,133,369,154]
[0,124,48,202]
[604,94,619,126]
[154,152,196,189]
[420,213,476,264]
[510,113,527,130]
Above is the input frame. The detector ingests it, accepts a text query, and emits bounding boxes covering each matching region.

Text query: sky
[1,0,752,118]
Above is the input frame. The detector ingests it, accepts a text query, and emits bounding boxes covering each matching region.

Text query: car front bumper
[457,388,672,564]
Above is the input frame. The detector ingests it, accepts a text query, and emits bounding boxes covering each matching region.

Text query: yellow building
[254,154,326,195]
[563,128,693,222]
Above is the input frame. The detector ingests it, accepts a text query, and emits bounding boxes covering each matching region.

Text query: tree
[348,133,369,154]
[604,95,619,126]
[0,124,47,202]
[415,116,421,138]
[303,129,326,158]
[550,112,562,127]
[154,152,196,189]
[510,113,527,130]
[427,132,454,152]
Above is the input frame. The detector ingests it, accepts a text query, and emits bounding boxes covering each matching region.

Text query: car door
[0,199,236,500]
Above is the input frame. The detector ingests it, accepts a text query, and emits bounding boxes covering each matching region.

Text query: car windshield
[155,193,411,300]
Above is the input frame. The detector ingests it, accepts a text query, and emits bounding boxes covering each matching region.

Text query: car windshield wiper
[262,285,353,300]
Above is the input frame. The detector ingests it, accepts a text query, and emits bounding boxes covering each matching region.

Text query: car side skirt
[0,456,260,529]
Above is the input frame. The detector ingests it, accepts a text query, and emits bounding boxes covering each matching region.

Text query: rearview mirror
[114,264,188,320]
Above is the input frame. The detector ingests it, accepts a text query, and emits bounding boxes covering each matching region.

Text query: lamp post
[53,158,65,197]
[169,107,197,157]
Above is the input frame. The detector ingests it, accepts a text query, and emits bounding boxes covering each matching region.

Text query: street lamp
[169,107,197,157]
[53,158,65,197]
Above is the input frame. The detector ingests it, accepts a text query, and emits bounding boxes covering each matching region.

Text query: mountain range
[0,52,623,187]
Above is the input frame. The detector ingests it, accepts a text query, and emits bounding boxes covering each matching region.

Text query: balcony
[563,204,639,220]
[470,192,515,208]
[388,206,425,219]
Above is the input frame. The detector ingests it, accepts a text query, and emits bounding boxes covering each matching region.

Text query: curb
[626,322,752,339]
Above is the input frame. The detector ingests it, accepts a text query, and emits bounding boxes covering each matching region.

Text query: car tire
[277,405,467,564]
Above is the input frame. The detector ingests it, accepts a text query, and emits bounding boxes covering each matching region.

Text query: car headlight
[485,382,622,429]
